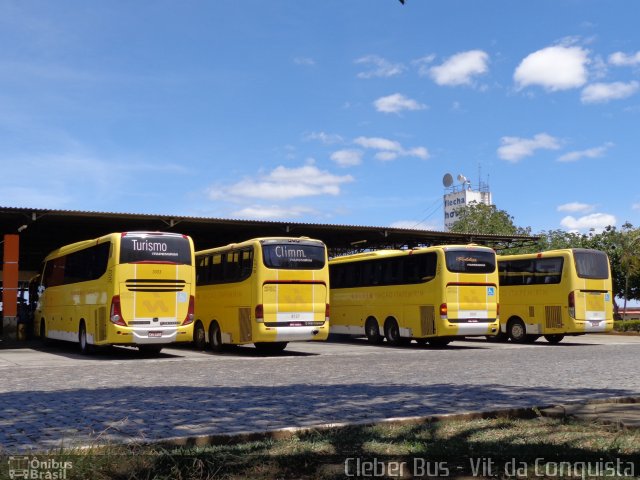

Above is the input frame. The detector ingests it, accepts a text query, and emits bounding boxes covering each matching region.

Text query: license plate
[289,322,303,327]
[590,321,601,327]
[148,331,163,338]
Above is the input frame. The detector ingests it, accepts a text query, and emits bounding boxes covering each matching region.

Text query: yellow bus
[329,245,500,346]
[194,237,330,353]
[497,248,614,343]
[35,231,195,354]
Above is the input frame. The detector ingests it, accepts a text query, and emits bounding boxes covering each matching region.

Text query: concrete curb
[148,395,640,449]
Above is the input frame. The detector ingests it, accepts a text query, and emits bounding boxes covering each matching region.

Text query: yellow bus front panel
[440,283,499,336]
[112,263,194,345]
[258,281,328,342]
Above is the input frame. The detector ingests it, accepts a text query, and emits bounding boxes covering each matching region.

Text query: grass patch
[2,416,639,479]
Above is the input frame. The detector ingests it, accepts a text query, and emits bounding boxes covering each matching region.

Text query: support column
[2,234,19,343]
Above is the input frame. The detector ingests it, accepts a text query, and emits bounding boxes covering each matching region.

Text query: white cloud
[354,136,429,161]
[208,164,354,201]
[514,46,589,91]
[609,51,640,66]
[354,136,402,152]
[330,149,363,167]
[373,93,426,114]
[633,203,640,211]
[557,142,613,162]
[429,50,489,86]
[304,131,344,144]
[580,81,639,104]
[560,213,616,233]
[497,133,561,162]
[557,202,595,213]
[293,57,316,66]
[412,54,436,76]
[230,205,316,220]
[355,55,404,79]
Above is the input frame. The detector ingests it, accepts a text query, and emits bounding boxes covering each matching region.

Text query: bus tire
[139,345,163,356]
[40,319,50,346]
[365,318,383,345]
[428,337,451,347]
[209,321,223,353]
[544,334,564,344]
[78,321,93,355]
[193,321,206,350]
[384,318,402,346]
[508,318,527,343]
[254,342,288,353]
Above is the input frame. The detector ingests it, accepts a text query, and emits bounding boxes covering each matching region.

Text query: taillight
[182,295,194,326]
[568,291,576,318]
[440,303,447,317]
[255,304,264,323]
[325,303,330,322]
[110,295,127,326]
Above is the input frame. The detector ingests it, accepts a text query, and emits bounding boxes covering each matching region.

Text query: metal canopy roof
[0,206,539,273]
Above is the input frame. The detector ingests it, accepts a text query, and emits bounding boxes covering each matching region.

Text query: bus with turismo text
[497,248,614,343]
[329,244,500,347]
[35,231,195,354]
[194,237,330,353]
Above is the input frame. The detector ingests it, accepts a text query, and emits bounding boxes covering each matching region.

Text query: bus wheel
[39,319,49,345]
[365,318,383,345]
[255,342,288,353]
[193,321,206,350]
[79,321,93,355]
[429,337,451,347]
[508,319,527,343]
[384,318,402,346]
[209,321,223,353]
[139,345,163,356]
[544,334,564,344]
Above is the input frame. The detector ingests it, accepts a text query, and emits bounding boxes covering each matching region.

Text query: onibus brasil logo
[8,456,73,479]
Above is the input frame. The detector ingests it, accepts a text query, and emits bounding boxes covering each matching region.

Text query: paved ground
[1,334,639,452]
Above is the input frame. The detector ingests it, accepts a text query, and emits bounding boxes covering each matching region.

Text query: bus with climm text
[329,244,500,347]
[497,248,614,343]
[194,237,330,353]
[35,231,195,354]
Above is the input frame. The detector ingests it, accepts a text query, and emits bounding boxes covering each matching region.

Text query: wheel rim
[386,321,399,342]
[511,323,525,340]
[80,326,87,350]
[195,324,205,347]
[366,321,378,339]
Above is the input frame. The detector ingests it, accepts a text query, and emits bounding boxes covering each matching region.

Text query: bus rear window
[445,250,495,274]
[262,243,326,270]
[120,234,192,265]
[574,250,609,279]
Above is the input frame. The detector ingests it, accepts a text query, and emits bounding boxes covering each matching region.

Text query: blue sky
[1,0,639,234]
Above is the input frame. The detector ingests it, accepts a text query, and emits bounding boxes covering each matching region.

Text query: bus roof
[43,231,191,261]
[196,236,326,256]
[497,248,605,260]
[330,244,495,264]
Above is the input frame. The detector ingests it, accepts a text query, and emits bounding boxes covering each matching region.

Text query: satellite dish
[457,174,467,183]
[442,173,453,188]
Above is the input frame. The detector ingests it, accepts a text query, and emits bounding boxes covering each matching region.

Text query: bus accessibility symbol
[487,287,495,296]
[7,457,29,479]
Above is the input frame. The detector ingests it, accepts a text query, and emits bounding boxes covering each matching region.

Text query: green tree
[449,202,531,236]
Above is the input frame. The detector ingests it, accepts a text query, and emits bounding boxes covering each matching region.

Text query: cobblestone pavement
[1,334,639,452]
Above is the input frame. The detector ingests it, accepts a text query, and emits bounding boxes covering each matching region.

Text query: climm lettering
[131,239,168,252]
[275,246,307,258]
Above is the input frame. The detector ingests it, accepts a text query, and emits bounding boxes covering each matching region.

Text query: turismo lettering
[131,239,168,253]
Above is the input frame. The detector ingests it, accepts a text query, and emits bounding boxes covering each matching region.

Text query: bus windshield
[120,234,192,265]
[574,250,609,279]
[445,249,495,274]
[262,242,326,270]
